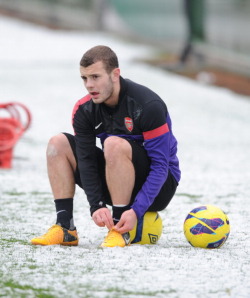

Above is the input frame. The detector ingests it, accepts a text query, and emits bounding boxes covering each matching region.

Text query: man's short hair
[80,45,119,73]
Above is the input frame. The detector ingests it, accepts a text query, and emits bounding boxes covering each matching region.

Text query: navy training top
[72,76,181,218]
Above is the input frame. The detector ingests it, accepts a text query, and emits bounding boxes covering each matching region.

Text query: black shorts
[64,133,178,212]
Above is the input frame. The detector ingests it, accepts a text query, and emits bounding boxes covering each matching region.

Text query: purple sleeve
[131,129,171,218]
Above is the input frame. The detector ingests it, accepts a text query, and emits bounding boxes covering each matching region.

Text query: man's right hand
[92,208,114,230]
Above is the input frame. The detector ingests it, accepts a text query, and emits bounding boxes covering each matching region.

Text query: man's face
[80,61,119,106]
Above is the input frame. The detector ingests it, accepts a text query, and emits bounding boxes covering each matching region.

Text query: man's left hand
[114,209,137,234]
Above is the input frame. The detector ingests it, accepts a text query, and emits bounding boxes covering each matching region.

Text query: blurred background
[0,0,249,96]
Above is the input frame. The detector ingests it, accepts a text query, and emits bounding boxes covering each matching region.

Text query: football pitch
[1,16,250,297]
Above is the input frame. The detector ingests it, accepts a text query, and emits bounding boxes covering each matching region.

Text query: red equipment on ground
[0,102,32,168]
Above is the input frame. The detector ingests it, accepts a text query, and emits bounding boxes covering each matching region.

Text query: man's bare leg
[46,133,76,230]
[104,136,135,205]
[99,136,135,246]
[30,133,78,245]
[47,133,76,199]
[104,136,135,225]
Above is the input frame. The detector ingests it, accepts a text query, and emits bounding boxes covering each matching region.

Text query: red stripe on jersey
[143,123,169,140]
[72,94,91,123]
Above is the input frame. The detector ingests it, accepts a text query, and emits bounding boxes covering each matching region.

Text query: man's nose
[85,79,94,89]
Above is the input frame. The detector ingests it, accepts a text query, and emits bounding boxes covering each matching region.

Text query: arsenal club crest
[125,117,133,132]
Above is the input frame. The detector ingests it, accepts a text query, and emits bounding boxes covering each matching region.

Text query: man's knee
[104,136,132,162]
[46,133,76,167]
[47,134,68,158]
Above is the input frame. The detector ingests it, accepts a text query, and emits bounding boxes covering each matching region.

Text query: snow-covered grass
[0,16,250,297]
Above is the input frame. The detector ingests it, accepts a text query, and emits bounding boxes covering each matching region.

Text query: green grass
[0,280,54,298]
[0,238,28,245]
[104,288,177,296]
[175,193,203,199]
[3,191,26,196]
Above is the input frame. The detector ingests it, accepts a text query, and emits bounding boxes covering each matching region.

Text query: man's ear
[112,68,120,82]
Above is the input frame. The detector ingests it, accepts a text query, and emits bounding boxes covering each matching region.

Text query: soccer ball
[129,211,163,245]
[183,205,230,249]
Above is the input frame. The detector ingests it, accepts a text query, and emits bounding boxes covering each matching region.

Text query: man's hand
[114,209,137,234]
[92,208,114,230]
